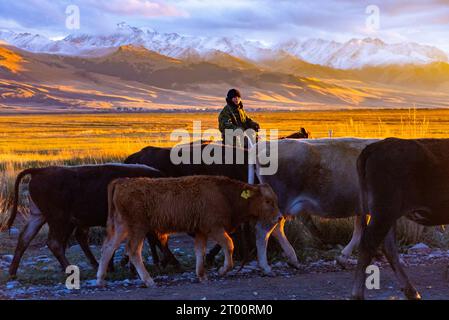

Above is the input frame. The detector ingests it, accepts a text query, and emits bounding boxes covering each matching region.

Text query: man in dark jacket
[218,89,260,147]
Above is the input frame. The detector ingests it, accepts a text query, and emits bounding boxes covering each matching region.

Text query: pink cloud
[91,0,188,18]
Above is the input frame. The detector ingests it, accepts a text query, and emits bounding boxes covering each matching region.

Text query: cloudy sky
[0,0,448,51]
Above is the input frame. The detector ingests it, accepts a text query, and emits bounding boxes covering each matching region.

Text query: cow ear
[258,183,274,197]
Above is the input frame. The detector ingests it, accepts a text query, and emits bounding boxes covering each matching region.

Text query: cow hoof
[143,280,156,288]
[351,294,364,300]
[96,279,107,287]
[198,275,209,283]
[287,261,301,270]
[404,288,421,300]
[8,274,17,281]
[262,270,275,277]
[336,255,357,269]
[218,267,230,276]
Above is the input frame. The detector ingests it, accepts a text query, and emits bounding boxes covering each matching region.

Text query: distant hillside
[1,43,449,113]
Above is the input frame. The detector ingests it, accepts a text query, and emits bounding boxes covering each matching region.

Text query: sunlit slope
[357,62,449,90]
[1,43,449,113]
[0,45,26,74]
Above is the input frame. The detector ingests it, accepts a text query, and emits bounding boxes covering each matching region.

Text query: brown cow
[96,176,282,287]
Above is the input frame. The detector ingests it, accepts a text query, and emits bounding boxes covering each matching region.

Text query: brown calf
[97,175,282,287]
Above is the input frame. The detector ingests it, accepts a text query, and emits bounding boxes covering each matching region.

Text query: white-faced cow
[124,137,306,266]
[352,138,449,300]
[249,138,379,275]
[6,164,164,277]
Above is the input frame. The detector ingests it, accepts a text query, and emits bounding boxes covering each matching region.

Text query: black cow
[6,164,164,277]
[353,138,449,300]
[281,128,310,139]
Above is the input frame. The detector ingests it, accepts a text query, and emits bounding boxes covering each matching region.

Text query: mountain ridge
[1,24,448,70]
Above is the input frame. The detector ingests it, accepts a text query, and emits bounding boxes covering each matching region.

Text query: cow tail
[106,179,119,235]
[248,162,255,184]
[357,148,370,231]
[248,144,256,184]
[248,142,263,184]
[4,168,39,231]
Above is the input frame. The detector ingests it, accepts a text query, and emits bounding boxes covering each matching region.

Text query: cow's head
[245,184,282,226]
[281,127,310,139]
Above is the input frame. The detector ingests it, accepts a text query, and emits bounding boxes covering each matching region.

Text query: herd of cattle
[3,129,449,300]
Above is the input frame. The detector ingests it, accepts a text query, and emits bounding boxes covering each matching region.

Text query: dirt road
[1,231,448,300]
[41,261,447,300]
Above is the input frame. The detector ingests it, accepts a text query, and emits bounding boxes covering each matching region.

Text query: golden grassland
[0,108,448,246]
[0,108,444,204]
[0,108,445,167]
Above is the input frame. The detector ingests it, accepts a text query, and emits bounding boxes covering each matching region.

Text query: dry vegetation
[1,108,448,251]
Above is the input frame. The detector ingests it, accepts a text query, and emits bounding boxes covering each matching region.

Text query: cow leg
[146,232,161,266]
[74,227,99,270]
[145,232,181,269]
[341,215,363,257]
[96,225,127,287]
[382,227,421,300]
[337,216,363,267]
[128,232,155,288]
[107,252,116,272]
[9,212,46,278]
[211,229,234,276]
[74,227,115,272]
[352,215,393,300]
[194,233,208,282]
[206,244,222,265]
[46,222,75,271]
[157,234,181,269]
[255,221,277,276]
[271,217,300,269]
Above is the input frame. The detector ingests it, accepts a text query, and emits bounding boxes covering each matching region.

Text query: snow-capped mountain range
[1,22,448,70]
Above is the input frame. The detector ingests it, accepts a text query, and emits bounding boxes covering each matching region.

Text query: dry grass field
[0,108,443,165]
[1,108,448,249]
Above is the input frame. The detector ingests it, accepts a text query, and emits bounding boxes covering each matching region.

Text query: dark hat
[227,88,241,100]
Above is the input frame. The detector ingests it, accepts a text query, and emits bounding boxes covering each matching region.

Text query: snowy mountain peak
[116,22,151,35]
[0,30,52,51]
[0,25,447,70]
[279,37,448,69]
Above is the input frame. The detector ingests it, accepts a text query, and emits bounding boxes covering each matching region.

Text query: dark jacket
[218,99,259,134]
